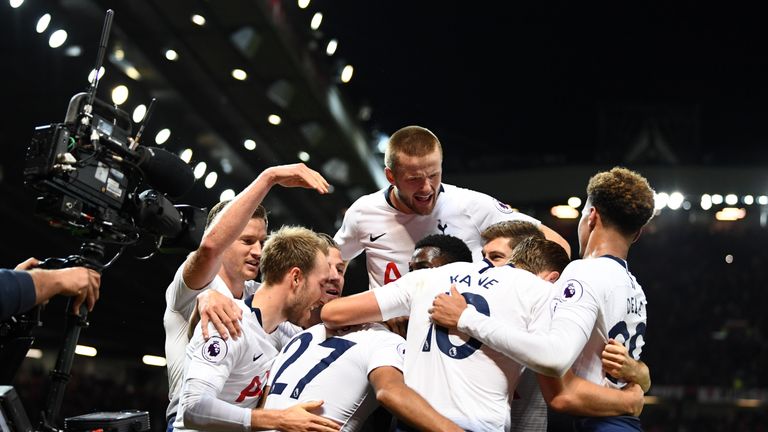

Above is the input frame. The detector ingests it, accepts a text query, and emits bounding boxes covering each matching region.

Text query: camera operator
[0,258,100,320]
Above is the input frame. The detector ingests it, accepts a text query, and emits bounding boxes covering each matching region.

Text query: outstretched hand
[264,163,330,194]
[429,284,467,329]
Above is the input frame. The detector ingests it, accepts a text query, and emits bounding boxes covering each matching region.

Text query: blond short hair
[384,125,443,171]
[260,226,328,285]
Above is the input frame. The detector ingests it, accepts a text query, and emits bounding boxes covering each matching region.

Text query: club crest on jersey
[560,279,584,303]
[494,200,515,214]
[202,336,228,363]
[437,219,448,234]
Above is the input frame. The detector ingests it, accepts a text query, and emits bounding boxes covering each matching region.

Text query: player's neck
[218,271,245,299]
[250,284,288,333]
[389,187,412,214]
[583,230,630,260]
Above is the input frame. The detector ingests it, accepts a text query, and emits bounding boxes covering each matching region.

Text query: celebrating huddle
[164,125,655,432]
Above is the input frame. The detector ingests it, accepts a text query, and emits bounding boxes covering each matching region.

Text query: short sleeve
[166,264,205,319]
[334,206,364,261]
[464,189,541,232]
[364,329,406,375]
[373,272,422,320]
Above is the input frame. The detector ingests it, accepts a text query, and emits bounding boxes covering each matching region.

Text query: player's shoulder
[353,323,406,354]
[347,187,390,211]
[440,183,489,203]
[563,257,623,278]
[441,183,523,214]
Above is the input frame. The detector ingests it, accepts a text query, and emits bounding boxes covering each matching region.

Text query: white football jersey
[551,256,647,388]
[163,265,258,419]
[173,295,277,432]
[334,183,540,288]
[263,323,405,431]
[374,260,553,431]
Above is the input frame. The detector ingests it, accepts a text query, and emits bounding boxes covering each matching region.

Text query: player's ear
[288,267,302,289]
[542,270,560,283]
[385,166,395,185]
[588,207,599,230]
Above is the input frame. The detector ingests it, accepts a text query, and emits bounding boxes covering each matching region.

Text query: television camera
[1,9,207,432]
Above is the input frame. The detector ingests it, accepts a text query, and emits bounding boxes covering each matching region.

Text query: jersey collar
[601,254,629,271]
[244,295,263,327]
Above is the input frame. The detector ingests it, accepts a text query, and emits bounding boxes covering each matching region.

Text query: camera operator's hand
[25,264,101,315]
[262,163,330,194]
[14,257,41,271]
[197,289,243,341]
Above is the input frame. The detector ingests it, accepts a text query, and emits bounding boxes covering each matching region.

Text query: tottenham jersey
[263,323,405,431]
[163,265,257,419]
[551,256,647,388]
[334,183,540,288]
[374,260,553,431]
[173,295,277,432]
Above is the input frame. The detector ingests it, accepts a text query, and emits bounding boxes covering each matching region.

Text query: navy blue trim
[384,185,396,209]
[478,258,495,274]
[601,254,628,271]
[244,295,263,327]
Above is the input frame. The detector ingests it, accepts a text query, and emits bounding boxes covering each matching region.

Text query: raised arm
[369,366,462,432]
[537,371,644,417]
[184,163,329,289]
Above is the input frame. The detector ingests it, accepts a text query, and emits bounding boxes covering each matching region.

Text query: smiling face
[220,217,267,283]
[322,247,346,303]
[286,250,331,326]
[482,236,514,267]
[386,148,443,215]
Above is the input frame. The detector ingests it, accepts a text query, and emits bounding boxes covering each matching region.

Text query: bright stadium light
[715,207,745,221]
[654,192,669,210]
[142,355,167,367]
[550,205,579,219]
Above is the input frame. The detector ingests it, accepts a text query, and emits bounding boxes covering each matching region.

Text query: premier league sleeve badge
[202,336,229,363]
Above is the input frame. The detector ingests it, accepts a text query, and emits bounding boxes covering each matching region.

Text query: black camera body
[23,91,202,248]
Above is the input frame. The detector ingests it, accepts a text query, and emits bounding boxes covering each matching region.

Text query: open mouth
[325,288,340,297]
[414,193,433,203]
[245,260,259,270]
